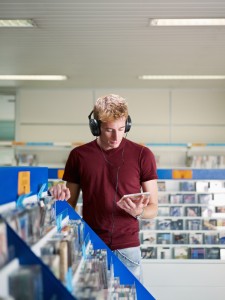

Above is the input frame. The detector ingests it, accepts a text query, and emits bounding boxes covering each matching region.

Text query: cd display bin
[0,166,154,300]
[140,169,225,261]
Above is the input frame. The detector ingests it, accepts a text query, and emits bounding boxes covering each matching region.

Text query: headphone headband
[88,111,132,136]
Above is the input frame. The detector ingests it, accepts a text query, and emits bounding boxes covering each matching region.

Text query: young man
[49,94,158,281]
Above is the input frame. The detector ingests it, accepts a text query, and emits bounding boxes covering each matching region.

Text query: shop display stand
[0,166,155,300]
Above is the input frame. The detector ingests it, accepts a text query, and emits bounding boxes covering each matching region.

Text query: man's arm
[141,179,158,219]
[49,181,80,210]
[66,182,80,209]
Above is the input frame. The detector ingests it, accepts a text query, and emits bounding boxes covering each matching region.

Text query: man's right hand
[48,183,71,201]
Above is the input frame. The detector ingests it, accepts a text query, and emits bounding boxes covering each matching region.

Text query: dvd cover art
[173,247,189,259]
[158,206,170,217]
[170,206,183,217]
[205,247,220,259]
[173,233,189,244]
[183,194,196,204]
[158,181,166,191]
[157,247,172,259]
[185,206,201,217]
[140,219,156,230]
[158,194,169,204]
[141,246,157,259]
[219,232,225,244]
[171,219,183,230]
[157,233,172,244]
[186,219,202,230]
[189,233,203,245]
[157,219,171,230]
[190,247,205,259]
[201,206,214,218]
[142,232,157,245]
[180,181,196,192]
[0,219,8,268]
[196,181,209,192]
[170,194,183,204]
[204,232,219,244]
[198,193,213,204]
[202,219,217,230]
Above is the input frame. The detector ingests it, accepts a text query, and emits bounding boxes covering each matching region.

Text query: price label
[57,169,64,179]
[172,169,193,179]
[18,171,30,195]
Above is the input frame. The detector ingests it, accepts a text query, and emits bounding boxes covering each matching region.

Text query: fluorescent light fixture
[0,75,67,81]
[0,19,35,27]
[149,18,225,26]
[139,75,225,80]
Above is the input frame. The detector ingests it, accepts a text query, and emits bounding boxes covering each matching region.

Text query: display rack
[2,141,225,169]
[0,166,155,300]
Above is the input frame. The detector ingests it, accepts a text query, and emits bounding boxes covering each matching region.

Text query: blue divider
[0,166,48,205]
[56,201,155,300]
[6,224,75,300]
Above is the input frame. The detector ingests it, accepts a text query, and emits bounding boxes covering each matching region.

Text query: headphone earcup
[89,118,101,136]
[125,115,132,133]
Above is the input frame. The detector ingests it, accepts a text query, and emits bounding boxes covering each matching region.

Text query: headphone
[88,110,132,136]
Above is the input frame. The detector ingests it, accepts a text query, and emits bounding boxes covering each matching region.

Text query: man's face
[99,117,126,150]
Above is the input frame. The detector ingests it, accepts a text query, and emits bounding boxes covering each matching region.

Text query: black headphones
[88,111,132,136]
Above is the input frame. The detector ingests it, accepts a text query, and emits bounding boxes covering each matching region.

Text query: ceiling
[1,0,225,91]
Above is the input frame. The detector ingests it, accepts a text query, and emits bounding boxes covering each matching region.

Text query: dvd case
[174,247,189,259]
[189,233,203,245]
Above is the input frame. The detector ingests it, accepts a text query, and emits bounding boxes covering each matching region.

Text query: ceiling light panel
[0,19,35,27]
[149,18,225,26]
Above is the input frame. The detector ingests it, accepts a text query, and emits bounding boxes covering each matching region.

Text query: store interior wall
[15,88,225,144]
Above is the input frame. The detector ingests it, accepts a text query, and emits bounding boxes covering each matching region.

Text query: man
[49,94,158,281]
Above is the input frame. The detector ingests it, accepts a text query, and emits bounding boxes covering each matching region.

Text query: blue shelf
[0,166,155,300]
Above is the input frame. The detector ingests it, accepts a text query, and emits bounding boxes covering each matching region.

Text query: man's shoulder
[72,140,96,153]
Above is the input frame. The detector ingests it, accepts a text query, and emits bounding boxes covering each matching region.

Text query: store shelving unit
[1,141,225,169]
[0,166,155,300]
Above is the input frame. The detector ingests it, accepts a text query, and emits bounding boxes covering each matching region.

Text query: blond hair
[93,94,128,122]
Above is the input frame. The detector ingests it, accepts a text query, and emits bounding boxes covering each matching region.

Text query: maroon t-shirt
[63,138,158,250]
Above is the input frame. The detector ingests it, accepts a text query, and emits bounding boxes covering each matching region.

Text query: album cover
[219,232,225,244]
[189,233,203,245]
[140,219,156,230]
[209,181,224,191]
[157,181,166,191]
[171,219,183,230]
[198,193,213,204]
[205,247,220,259]
[173,233,189,244]
[196,181,209,192]
[220,248,225,260]
[157,233,172,244]
[0,219,8,268]
[189,247,205,259]
[183,194,197,204]
[202,219,217,230]
[185,206,201,217]
[170,206,183,217]
[158,206,170,217]
[186,219,202,230]
[170,194,183,204]
[204,232,219,244]
[217,219,225,230]
[156,219,171,230]
[8,265,43,300]
[173,247,189,259]
[158,194,170,204]
[142,232,157,245]
[201,206,214,218]
[215,206,225,214]
[141,246,157,259]
[157,247,172,259]
[180,181,196,192]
